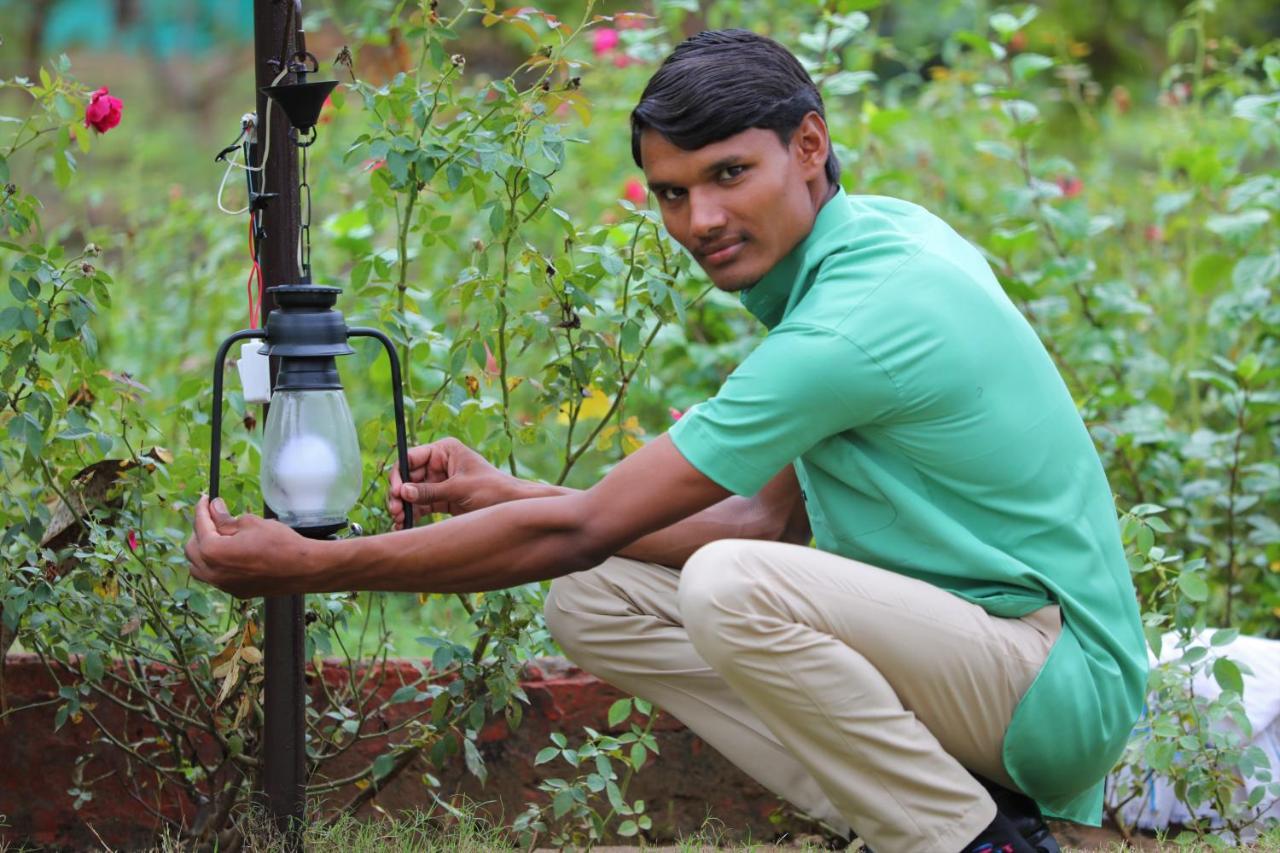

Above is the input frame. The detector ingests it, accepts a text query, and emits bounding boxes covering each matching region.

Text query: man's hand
[185,496,324,598]
[388,437,521,529]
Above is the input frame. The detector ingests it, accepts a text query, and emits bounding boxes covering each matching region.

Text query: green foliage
[513,697,659,847]
[0,0,1278,844]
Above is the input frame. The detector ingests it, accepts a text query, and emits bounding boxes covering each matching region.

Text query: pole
[253,0,305,845]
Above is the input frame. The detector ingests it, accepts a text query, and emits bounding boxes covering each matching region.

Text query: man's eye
[719,165,746,181]
[659,187,685,202]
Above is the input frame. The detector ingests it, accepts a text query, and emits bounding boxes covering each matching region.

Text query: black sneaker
[972,776,1060,853]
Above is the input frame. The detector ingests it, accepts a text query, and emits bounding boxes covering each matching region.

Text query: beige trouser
[543,539,1062,853]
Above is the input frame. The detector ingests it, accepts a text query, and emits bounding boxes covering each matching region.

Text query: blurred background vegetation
[1,0,1278,842]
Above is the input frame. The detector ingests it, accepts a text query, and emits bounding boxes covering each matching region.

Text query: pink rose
[668,407,684,421]
[593,28,620,56]
[622,178,647,205]
[126,530,139,552]
[84,86,123,134]
[1144,224,1164,243]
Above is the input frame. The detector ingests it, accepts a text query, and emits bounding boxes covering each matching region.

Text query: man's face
[639,120,829,292]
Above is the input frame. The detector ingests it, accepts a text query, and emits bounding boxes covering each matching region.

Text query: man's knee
[543,571,597,656]
[678,539,764,658]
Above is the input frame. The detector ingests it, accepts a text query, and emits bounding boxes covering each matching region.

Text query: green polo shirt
[668,190,1147,823]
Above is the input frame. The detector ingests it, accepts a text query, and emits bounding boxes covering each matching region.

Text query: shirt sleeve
[668,322,900,496]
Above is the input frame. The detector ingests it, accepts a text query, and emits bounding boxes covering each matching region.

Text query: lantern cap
[261,284,353,390]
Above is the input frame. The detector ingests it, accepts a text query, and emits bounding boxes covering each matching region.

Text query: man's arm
[387,437,811,568]
[186,435,736,597]
[506,463,809,566]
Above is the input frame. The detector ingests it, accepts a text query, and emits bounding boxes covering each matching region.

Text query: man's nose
[688,189,728,239]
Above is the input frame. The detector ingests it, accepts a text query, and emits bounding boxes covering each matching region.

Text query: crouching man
[188,29,1147,853]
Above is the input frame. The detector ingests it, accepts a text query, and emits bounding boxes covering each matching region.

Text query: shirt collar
[741,190,854,329]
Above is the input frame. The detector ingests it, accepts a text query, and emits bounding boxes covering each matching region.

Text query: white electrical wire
[215,68,289,215]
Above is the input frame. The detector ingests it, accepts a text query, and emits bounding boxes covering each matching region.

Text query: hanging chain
[299,139,312,283]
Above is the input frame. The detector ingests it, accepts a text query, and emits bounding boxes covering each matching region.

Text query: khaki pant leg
[544,556,852,836]
[677,539,1061,853]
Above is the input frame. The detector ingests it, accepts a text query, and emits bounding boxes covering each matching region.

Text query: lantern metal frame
[208,285,415,536]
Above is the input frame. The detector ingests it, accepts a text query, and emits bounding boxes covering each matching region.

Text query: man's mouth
[699,238,746,267]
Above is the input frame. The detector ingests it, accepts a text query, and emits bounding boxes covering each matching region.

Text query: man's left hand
[186,496,326,598]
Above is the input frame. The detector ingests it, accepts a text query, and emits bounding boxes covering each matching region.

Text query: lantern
[208,284,414,538]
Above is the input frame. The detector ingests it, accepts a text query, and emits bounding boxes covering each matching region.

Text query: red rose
[622,178,647,205]
[84,86,123,134]
[1056,176,1083,199]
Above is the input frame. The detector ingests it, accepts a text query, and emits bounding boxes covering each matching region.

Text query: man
[188,29,1148,853]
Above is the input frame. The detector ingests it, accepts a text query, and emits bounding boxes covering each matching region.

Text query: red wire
[246,218,262,328]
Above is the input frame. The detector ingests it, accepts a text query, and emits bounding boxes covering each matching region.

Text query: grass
[130,807,1280,853]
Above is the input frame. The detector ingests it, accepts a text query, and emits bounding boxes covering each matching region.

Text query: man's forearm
[322,493,604,593]
[505,479,771,567]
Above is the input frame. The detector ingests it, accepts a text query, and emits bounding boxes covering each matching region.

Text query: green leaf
[617,820,639,837]
[372,752,395,780]
[463,736,487,782]
[1233,252,1280,289]
[823,71,877,96]
[630,742,647,770]
[1266,56,1280,88]
[607,698,633,727]
[1011,54,1054,81]
[1001,100,1039,125]
[534,747,559,765]
[1210,629,1239,647]
[83,651,104,683]
[1212,657,1244,695]
[56,424,94,441]
[1154,191,1194,218]
[1190,253,1231,294]
[53,319,77,341]
[1135,524,1155,555]
[0,306,20,334]
[1176,572,1209,602]
[386,149,411,185]
[488,202,506,236]
[988,12,1020,40]
[550,731,567,748]
[551,789,575,819]
[390,685,417,703]
[1206,209,1269,240]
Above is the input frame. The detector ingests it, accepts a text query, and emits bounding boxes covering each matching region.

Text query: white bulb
[273,434,339,513]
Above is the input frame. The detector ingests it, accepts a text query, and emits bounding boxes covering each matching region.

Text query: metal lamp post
[208,286,415,838]
[205,2,414,842]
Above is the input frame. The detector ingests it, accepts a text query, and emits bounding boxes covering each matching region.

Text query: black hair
[630,29,840,188]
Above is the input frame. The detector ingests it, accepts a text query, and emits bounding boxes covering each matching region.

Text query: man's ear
[792,111,830,179]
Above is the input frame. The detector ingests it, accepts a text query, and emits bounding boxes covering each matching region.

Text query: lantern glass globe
[260,389,362,528]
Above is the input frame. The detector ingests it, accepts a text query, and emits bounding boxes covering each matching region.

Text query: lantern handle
[347,327,414,530]
[210,329,267,502]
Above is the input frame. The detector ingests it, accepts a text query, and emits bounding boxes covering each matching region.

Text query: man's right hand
[388,438,523,529]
